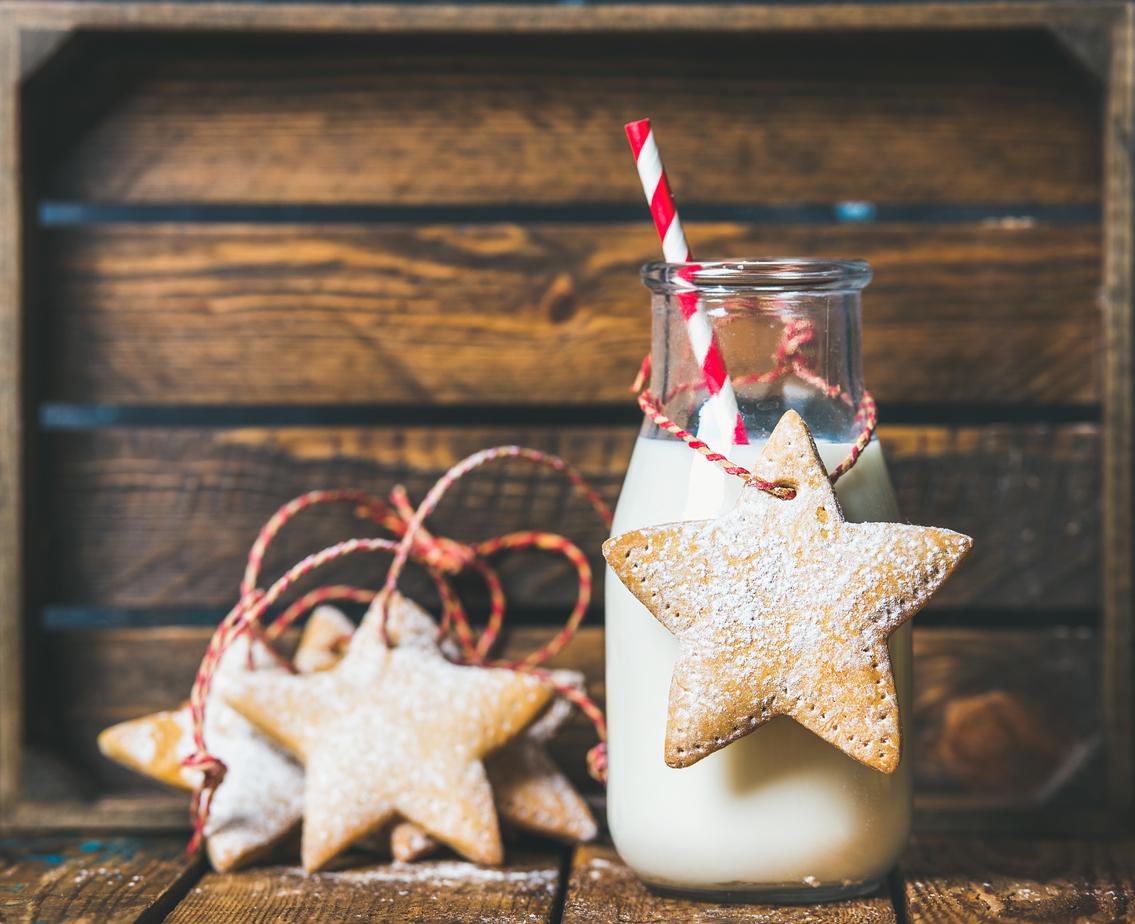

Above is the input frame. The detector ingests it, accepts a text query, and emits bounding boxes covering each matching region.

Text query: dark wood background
[14,24,1109,824]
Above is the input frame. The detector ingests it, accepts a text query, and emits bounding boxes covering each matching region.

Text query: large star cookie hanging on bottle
[217,591,555,871]
[603,410,971,773]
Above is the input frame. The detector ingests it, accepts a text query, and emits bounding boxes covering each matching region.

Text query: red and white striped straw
[625,119,747,446]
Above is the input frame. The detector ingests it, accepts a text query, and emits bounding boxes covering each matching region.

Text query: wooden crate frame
[0,0,1130,833]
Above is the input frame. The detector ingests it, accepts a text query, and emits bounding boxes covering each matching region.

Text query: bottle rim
[642,258,872,293]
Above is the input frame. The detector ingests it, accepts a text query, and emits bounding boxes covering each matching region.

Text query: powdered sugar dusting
[299,860,559,889]
[220,593,556,870]
[604,410,972,772]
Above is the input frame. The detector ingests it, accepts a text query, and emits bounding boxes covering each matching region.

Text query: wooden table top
[1,834,1132,923]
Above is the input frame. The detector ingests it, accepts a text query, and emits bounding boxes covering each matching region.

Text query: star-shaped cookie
[319,610,597,859]
[98,635,305,872]
[603,410,971,773]
[217,592,555,870]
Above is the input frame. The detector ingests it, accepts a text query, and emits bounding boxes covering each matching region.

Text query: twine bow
[183,447,612,855]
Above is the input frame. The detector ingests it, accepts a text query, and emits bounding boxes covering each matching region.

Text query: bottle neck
[643,262,869,445]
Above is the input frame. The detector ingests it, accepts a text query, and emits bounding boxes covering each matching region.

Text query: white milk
[605,436,912,895]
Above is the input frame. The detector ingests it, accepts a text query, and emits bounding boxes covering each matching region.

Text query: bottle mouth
[642,259,872,294]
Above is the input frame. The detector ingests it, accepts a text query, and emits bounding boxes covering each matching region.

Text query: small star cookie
[217,592,555,870]
[98,635,304,872]
[382,671,599,860]
[603,410,971,773]
[316,606,598,851]
[487,672,598,845]
[294,605,355,673]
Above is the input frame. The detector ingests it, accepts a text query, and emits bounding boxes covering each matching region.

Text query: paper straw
[625,120,747,446]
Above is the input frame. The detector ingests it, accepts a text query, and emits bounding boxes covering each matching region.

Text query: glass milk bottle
[605,259,911,901]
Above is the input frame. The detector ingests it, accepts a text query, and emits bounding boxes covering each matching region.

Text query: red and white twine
[183,451,613,854]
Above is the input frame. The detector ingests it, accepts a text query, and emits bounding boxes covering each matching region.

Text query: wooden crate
[0,1,1130,837]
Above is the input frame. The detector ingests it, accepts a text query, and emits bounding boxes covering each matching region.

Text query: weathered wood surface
[162,850,563,924]
[0,836,202,923]
[39,31,1100,207]
[884,424,1101,610]
[561,843,897,923]
[42,423,1101,611]
[901,836,1135,923]
[43,222,1101,405]
[912,629,1100,808]
[1,0,1128,36]
[1099,0,1135,822]
[47,625,1099,812]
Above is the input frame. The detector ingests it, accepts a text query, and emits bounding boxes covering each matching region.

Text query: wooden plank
[911,629,1100,810]
[162,850,563,924]
[0,835,202,923]
[37,30,1100,207]
[1100,3,1134,822]
[0,6,26,822]
[901,836,1135,923]
[43,423,1101,611]
[883,424,1101,611]
[1,0,1127,38]
[43,222,1101,405]
[561,842,896,923]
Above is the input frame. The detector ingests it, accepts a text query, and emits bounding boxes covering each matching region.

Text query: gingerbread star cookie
[487,672,598,845]
[603,410,971,773]
[384,671,599,860]
[217,591,555,870]
[98,635,305,872]
[352,605,597,847]
[327,604,596,860]
[294,604,355,673]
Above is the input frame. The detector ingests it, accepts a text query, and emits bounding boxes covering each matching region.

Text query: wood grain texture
[0,0,1127,36]
[43,423,1101,611]
[901,836,1135,923]
[0,835,202,923]
[911,630,1101,809]
[883,424,1101,610]
[162,851,563,924]
[0,4,27,821]
[38,30,1100,206]
[43,222,1101,405]
[561,842,896,923]
[1100,2,1135,820]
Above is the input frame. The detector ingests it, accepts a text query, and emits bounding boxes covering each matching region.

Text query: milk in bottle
[605,260,911,899]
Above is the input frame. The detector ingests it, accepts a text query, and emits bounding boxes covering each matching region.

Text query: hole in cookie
[625,550,632,560]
